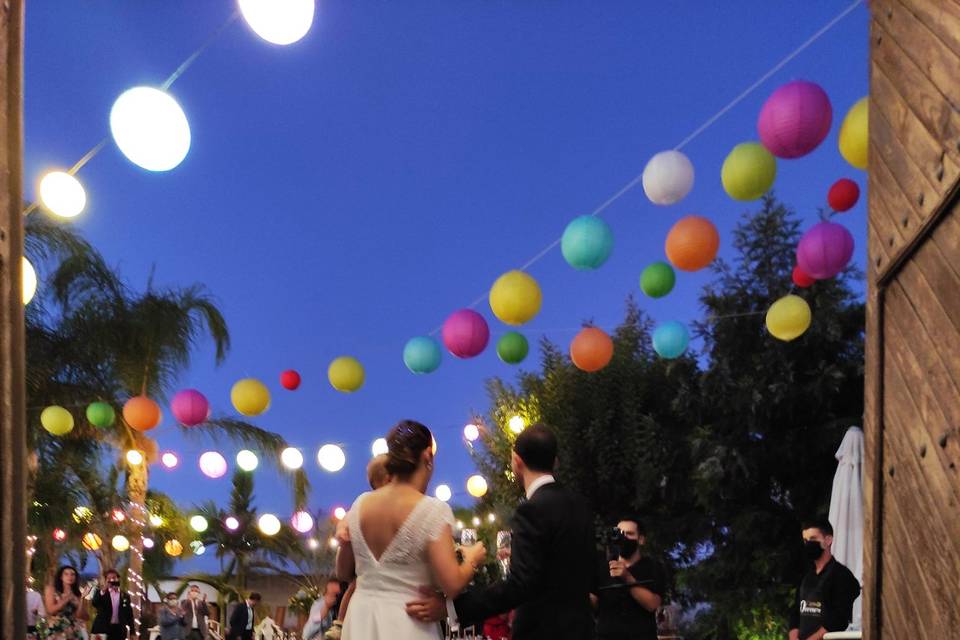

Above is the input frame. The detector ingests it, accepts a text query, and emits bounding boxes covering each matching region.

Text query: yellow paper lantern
[231,378,271,416]
[839,97,868,170]
[765,295,812,342]
[466,475,488,498]
[489,270,542,326]
[164,539,183,557]
[111,535,130,552]
[22,257,37,305]
[41,405,74,436]
[721,142,777,201]
[82,532,102,551]
[328,356,365,393]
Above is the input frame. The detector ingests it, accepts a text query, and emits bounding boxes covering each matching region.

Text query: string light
[463,424,480,442]
[487,513,496,523]
[189,515,209,532]
[149,514,164,528]
[435,484,452,502]
[142,538,154,549]
[508,415,525,434]
[258,513,282,536]
[21,258,37,305]
[53,528,67,542]
[291,511,314,533]
[307,538,320,550]
[161,452,179,469]
[112,535,130,551]
[281,447,304,470]
[371,438,388,457]
[38,171,86,218]
[236,449,259,471]
[317,444,346,472]
[111,508,126,523]
[472,517,481,527]
[225,516,240,531]
[238,0,315,46]
[328,537,339,549]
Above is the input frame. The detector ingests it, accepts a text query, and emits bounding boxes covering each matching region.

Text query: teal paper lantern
[403,336,442,374]
[640,262,676,298]
[86,402,116,428]
[652,321,689,359]
[496,332,529,365]
[561,216,614,270]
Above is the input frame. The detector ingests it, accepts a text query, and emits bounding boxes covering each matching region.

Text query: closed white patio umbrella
[828,426,864,631]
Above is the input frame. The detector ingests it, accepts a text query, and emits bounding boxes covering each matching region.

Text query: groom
[407,423,596,639]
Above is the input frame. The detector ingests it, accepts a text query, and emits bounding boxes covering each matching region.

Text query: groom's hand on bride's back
[404,586,446,623]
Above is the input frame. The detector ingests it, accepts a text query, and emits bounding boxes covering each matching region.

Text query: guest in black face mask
[788,517,860,640]
[591,517,666,640]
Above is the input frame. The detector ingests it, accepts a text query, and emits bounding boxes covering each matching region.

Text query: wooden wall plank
[894,0,960,61]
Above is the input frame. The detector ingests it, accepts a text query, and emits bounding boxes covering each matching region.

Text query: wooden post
[0,1,26,638]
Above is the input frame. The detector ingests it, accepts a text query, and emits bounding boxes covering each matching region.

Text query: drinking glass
[496,530,511,576]
[460,528,478,547]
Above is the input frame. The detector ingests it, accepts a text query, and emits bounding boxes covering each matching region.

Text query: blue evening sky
[24,2,868,566]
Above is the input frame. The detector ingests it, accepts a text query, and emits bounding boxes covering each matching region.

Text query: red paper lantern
[280,370,301,390]
[827,178,860,212]
[570,327,614,372]
[792,264,816,288]
[123,396,162,432]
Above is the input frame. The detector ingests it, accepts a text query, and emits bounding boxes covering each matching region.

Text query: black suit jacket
[454,482,596,640]
[227,602,254,639]
[91,588,134,633]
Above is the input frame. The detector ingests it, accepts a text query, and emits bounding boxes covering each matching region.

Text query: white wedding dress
[342,492,455,640]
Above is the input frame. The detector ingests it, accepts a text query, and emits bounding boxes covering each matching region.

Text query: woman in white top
[336,420,486,640]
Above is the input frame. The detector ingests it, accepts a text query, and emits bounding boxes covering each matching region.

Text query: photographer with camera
[592,517,665,640]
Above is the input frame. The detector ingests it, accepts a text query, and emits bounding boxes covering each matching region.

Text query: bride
[336,420,486,639]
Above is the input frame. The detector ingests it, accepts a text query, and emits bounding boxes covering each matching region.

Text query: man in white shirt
[26,585,45,636]
[302,579,342,640]
[226,592,260,640]
[180,584,209,640]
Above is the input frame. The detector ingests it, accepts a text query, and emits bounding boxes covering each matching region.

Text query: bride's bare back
[358,484,426,561]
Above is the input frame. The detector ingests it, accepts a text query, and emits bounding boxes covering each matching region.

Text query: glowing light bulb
[111,535,130,551]
[317,444,346,472]
[333,507,346,521]
[82,532,102,550]
[291,511,314,533]
[307,538,319,550]
[189,540,205,555]
[487,513,496,523]
[238,0,315,45]
[199,451,228,478]
[72,506,92,523]
[142,537,155,549]
[224,516,240,531]
[110,87,191,171]
[281,447,304,470]
[53,528,67,542]
[111,509,126,523]
[435,484,452,502]
[467,475,488,498]
[456,521,464,530]
[236,449,259,472]
[161,452,179,469]
[149,514,164,528]
[463,423,480,442]
[472,517,481,527]
[258,513,281,536]
[189,515,209,533]
[126,450,144,466]
[39,171,86,218]
[371,438,388,457]
[508,415,525,434]
[328,537,339,549]
[21,257,37,305]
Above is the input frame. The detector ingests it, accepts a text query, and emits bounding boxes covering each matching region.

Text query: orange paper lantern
[665,215,720,272]
[570,327,614,372]
[123,396,162,432]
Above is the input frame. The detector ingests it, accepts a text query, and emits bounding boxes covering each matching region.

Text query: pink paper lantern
[757,80,832,159]
[441,309,490,359]
[171,389,209,427]
[796,221,854,280]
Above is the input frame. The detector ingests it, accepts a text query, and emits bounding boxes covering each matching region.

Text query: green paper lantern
[86,402,116,428]
[640,262,676,298]
[497,332,529,365]
[721,142,777,201]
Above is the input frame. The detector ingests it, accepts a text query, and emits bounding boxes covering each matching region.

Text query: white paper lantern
[467,475,488,498]
[435,484,452,502]
[238,0,315,45]
[317,444,346,472]
[110,87,191,172]
[258,513,282,536]
[280,447,304,470]
[371,437,388,457]
[236,449,259,472]
[641,150,695,205]
[39,171,86,218]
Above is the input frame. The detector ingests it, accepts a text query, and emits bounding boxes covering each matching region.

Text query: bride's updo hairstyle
[385,420,433,477]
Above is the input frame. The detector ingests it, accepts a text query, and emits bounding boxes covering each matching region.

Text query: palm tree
[25,215,310,627]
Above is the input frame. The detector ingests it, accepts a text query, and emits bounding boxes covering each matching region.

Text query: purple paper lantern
[171,389,209,427]
[757,80,832,159]
[796,221,855,280]
[441,309,490,359]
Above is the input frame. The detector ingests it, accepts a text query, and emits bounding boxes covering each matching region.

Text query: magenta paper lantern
[441,309,490,359]
[170,389,209,427]
[757,80,832,159]
[796,221,854,280]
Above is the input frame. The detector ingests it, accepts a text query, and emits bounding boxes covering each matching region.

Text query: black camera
[601,527,629,561]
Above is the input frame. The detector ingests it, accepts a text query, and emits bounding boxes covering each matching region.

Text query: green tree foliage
[471,195,864,639]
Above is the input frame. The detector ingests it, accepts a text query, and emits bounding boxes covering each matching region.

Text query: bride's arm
[335,542,356,582]
[427,525,486,599]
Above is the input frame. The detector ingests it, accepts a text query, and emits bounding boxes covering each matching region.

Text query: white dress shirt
[525,474,555,499]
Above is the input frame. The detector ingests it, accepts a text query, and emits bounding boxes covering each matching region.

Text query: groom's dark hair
[514,423,557,473]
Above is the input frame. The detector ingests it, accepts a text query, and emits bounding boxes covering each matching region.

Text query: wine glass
[496,530,512,576]
[460,528,478,547]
